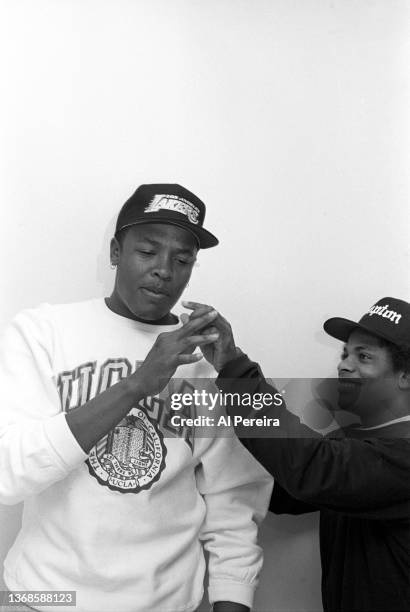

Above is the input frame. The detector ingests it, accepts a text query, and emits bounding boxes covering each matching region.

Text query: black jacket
[217,354,410,612]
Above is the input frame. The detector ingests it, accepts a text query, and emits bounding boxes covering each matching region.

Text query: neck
[359,395,409,427]
[104,296,178,326]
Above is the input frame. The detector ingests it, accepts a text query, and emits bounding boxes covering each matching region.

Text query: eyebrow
[351,345,377,352]
[342,344,378,352]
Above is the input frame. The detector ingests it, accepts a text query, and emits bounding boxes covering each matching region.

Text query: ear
[398,371,410,390]
[110,237,121,266]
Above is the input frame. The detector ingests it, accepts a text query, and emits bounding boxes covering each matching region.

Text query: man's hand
[181,301,238,372]
[132,309,219,397]
[212,602,250,612]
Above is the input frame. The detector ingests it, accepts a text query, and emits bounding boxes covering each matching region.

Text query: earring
[110,263,117,270]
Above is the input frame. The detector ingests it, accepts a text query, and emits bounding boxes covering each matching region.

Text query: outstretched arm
[183,302,410,520]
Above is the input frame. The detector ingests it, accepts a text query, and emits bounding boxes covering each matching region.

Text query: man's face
[337,329,399,416]
[110,223,198,322]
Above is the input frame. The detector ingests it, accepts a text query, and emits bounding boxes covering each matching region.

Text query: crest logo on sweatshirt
[87,408,167,494]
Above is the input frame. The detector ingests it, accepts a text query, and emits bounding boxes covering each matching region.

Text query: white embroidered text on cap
[145,194,200,224]
[367,304,402,325]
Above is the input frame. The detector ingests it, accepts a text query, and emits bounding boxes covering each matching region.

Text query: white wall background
[0,1,409,611]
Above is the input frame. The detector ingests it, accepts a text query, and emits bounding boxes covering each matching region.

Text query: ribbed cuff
[217,352,252,379]
[208,579,255,609]
[43,413,89,470]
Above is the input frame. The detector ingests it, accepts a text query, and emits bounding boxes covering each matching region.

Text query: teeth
[339,381,359,388]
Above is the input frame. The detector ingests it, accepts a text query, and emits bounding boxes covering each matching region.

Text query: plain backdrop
[0,1,409,611]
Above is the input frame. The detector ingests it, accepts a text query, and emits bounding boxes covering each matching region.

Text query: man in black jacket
[182,297,410,612]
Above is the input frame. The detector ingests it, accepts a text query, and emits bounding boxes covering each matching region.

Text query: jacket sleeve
[239,440,319,516]
[269,481,318,515]
[194,408,273,610]
[216,354,410,520]
[0,308,88,505]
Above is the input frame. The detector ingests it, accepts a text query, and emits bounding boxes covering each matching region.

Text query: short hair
[377,338,410,374]
[114,227,130,248]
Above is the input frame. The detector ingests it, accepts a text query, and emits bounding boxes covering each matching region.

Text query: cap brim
[116,218,219,249]
[323,317,360,343]
[323,317,398,345]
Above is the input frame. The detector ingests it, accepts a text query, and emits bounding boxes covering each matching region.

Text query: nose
[337,354,355,376]
[151,254,172,281]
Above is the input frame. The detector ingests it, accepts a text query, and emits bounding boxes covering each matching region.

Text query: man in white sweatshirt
[0,184,272,612]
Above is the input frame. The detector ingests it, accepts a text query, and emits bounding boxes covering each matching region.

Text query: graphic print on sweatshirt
[88,409,166,493]
[57,358,194,494]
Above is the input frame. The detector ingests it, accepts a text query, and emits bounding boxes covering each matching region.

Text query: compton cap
[323,297,410,348]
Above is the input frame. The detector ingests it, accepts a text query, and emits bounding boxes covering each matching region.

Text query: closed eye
[175,255,196,265]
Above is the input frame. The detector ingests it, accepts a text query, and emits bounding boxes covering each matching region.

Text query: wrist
[124,372,147,401]
[217,346,242,372]
[212,602,250,612]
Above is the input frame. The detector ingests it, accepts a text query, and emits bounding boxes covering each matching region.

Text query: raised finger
[197,325,218,336]
[184,333,219,347]
[184,310,228,335]
[179,309,218,335]
[182,301,214,316]
[177,353,203,365]
[185,306,213,322]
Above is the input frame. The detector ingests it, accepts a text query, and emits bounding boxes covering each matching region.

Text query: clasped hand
[134,309,219,398]
[181,301,238,372]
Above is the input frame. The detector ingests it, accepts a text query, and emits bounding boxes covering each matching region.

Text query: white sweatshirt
[0,299,272,612]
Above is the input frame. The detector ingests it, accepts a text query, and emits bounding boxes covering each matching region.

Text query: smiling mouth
[338,379,362,391]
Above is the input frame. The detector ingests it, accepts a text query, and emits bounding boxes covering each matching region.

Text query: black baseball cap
[115,184,219,249]
[324,297,410,348]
